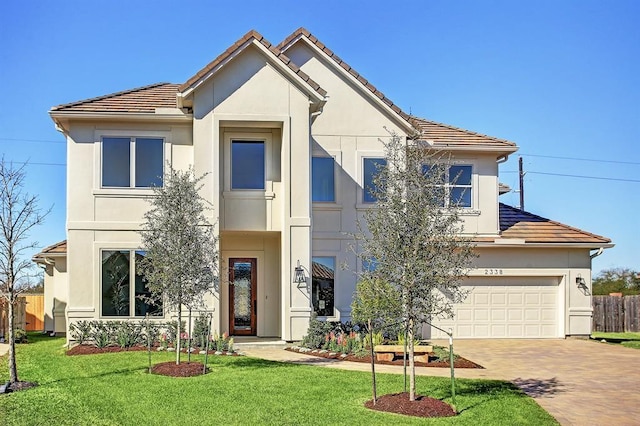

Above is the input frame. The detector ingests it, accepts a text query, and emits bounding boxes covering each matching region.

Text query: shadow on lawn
[454,380,525,413]
[218,356,300,370]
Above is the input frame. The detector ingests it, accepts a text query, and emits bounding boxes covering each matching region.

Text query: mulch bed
[66,345,238,357]
[1,381,38,394]
[365,392,456,418]
[150,361,208,377]
[285,347,483,368]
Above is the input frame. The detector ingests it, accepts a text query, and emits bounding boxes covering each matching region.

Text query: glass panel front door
[229,258,257,335]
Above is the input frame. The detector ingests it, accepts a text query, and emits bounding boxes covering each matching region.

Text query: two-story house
[36,28,612,342]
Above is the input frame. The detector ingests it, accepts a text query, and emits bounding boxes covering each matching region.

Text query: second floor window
[231,140,265,190]
[363,158,387,203]
[423,164,473,208]
[102,137,164,188]
[312,157,335,202]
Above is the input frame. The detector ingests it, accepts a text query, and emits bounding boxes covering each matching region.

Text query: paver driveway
[242,339,640,425]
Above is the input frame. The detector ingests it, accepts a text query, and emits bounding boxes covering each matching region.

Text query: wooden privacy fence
[0,294,44,337]
[592,295,640,333]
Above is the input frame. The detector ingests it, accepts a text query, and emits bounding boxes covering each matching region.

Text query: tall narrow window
[101,250,131,316]
[102,137,164,188]
[312,157,335,202]
[231,141,265,190]
[363,158,386,203]
[135,138,164,188]
[312,257,335,316]
[102,138,131,187]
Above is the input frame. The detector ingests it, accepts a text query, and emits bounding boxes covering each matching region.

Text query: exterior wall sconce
[294,260,307,286]
[575,274,586,286]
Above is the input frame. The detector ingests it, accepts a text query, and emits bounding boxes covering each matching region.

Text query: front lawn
[591,332,640,349]
[0,334,557,425]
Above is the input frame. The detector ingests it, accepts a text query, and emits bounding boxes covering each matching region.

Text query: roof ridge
[499,203,611,242]
[51,82,176,111]
[411,116,516,146]
[278,27,412,124]
[179,29,326,97]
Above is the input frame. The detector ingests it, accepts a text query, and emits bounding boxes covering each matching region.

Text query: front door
[229,258,257,335]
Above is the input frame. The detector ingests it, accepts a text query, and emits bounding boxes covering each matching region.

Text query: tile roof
[180,30,326,97]
[33,240,67,261]
[51,83,180,113]
[279,28,516,148]
[278,27,411,122]
[498,203,611,244]
[409,117,516,148]
[312,261,334,280]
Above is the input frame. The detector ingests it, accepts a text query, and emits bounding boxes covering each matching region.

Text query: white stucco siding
[287,43,407,138]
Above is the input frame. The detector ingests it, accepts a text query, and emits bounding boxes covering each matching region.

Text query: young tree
[137,167,219,365]
[352,133,476,401]
[351,278,402,404]
[0,159,50,387]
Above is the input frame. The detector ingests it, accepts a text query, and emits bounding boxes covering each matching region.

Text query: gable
[178,30,326,113]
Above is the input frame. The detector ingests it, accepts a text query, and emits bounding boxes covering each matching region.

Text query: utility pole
[518,156,525,211]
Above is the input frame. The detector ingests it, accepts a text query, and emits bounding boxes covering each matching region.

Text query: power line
[11,161,66,167]
[527,171,640,183]
[500,170,639,182]
[519,153,640,166]
[0,137,65,144]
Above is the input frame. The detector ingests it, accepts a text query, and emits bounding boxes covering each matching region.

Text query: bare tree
[137,167,219,365]
[352,133,475,401]
[0,159,50,386]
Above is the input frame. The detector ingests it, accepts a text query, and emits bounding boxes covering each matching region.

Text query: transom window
[423,164,472,207]
[312,257,335,316]
[102,137,164,188]
[101,250,162,317]
[363,158,387,203]
[312,157,335,202]
[231,141,265,190]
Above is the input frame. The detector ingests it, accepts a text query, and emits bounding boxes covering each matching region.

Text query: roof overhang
[474,242,615,249]
[279,33,419,137]
[49,110,193,134]
[177,38,326,112]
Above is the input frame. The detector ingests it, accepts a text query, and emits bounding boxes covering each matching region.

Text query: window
[101,250,162,317]
[363,158,386,203]
[102,137,163,188]
[312,257,335,316]
[231,141,265,190]
[422,164,472,207]
[312,157,335,202]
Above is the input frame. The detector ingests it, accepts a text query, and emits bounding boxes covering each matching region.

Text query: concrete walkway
[0,343,8,356]
[242,339,640,426]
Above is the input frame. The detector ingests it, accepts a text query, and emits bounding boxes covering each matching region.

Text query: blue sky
[0,0,637,274]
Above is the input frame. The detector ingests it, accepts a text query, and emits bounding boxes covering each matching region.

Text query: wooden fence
[592,295,640,333]
[0,294,45,338]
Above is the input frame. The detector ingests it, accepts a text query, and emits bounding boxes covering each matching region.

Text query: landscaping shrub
[115,321,143,348]
[69,321,92,345]
[192,314,210,349]
[14,328,28,343]
[90,322,112,348]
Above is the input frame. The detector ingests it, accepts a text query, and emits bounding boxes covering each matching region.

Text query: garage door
[430,277,560,339]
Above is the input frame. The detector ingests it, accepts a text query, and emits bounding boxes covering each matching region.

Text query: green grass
[0,334,557,425]
[591,332,640,341]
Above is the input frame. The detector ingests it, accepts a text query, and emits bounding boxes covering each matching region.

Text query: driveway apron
[242,339,640,425]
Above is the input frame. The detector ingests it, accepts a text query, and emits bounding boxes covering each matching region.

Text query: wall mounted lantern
[294,260,307,286]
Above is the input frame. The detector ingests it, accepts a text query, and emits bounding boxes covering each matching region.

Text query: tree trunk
[368,319,377,405]
[408,317,415,401]
[176,304,182,365]
[8,296,19,384]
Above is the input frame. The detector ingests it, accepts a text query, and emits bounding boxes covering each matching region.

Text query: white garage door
[430,277,560,339]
